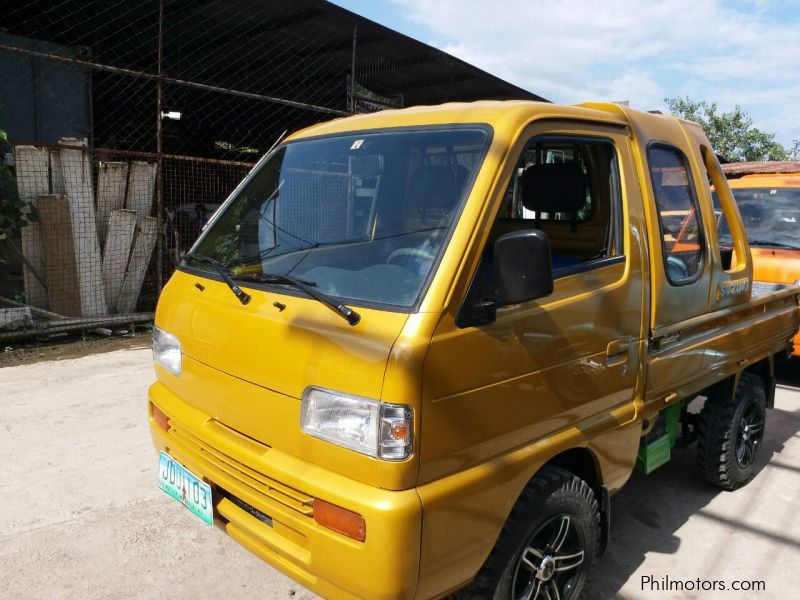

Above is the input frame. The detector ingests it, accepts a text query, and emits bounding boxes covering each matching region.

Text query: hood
[156,270,408,401]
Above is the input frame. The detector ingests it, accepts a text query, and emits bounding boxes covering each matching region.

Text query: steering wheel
[666,254,691,281]
[387,247,436,269]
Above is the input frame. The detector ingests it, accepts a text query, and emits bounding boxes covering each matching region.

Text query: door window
[492,137,623,276]
[648,145,705,284]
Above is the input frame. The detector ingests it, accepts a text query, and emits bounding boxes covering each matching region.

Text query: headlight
[153,326,182,376]
[300,387,413,461]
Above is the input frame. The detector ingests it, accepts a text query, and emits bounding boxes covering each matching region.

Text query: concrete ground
[0,348,798,600]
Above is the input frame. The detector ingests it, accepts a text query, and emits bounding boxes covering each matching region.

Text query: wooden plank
[59,137,107,317]
[96,162,129,247]
[14,145,50,309]
[117,217,158,314]
[36,195,82,317]
[125,161,156,224]
[102,209,137,312]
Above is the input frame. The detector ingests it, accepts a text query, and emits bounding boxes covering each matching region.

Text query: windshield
[186,126,490,308]
[715,187,800,250]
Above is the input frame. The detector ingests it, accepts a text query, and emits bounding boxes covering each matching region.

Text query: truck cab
[149,101,800,600]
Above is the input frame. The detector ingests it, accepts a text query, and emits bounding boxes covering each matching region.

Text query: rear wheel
[697,373,766,490]
[456,467,600,600]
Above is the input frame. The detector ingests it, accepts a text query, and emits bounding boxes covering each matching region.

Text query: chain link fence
[1,139,254,339]
[0,0,538,340]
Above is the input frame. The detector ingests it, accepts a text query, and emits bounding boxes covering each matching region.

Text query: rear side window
[648,145,705,284]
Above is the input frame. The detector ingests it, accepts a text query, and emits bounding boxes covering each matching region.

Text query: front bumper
[149,381,422,600]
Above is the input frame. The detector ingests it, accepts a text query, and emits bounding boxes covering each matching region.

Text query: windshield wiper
[238,272,361,326]
[184,252,251,305]
[749,240,800,250]
[183,253,359,324]
[234,273,317,287]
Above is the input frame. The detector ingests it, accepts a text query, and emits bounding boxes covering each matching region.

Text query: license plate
[158,452,213,526]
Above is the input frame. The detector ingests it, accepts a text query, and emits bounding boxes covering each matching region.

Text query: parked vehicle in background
[164,202,222,262]
[148,101,800,600]
[719,174,800,355]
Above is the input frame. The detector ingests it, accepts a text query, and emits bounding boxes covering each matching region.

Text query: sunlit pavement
[0,350,798,599]
[590,359,800,599]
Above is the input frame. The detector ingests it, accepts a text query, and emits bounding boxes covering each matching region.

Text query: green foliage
[0,161,36,237]
[214,232,241,264]
[1,121,38,280]
[665,97,790,162]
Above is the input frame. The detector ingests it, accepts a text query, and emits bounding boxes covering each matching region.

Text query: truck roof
[286,100,694,143]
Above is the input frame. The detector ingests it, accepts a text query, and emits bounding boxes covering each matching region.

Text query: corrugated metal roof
[0,0,545,157]
[722,161,800,178]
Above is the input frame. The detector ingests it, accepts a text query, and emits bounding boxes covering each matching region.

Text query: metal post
[155,0,164,294]
[349,25,357,113]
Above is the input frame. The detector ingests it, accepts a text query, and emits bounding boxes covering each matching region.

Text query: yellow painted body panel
[415,119,646,594]
[729,174,800,189]
[149,377,421,600]
[150,100,800,599]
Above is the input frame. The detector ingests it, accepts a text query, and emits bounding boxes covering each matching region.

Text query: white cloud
[393,0,800,145]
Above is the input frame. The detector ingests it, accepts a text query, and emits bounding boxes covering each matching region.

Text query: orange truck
[721,174,800,355]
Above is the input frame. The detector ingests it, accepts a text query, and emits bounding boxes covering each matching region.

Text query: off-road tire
[697,373,766,491]
[455,466,600,600]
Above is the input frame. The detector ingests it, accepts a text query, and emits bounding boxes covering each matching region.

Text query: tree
[664,97,789,162]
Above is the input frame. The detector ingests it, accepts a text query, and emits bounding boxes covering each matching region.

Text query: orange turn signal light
[390,422,409,440]
[150,402,171,432]
[313,498,366,542]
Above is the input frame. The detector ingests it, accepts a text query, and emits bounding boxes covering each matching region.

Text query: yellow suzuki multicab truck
[149,101,800,600]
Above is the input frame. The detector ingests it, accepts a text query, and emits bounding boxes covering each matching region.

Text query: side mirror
[493,229,554,305]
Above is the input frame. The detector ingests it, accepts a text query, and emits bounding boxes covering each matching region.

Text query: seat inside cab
[488,139,621,277]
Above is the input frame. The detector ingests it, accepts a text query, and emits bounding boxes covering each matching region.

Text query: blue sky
[331,0,800,149]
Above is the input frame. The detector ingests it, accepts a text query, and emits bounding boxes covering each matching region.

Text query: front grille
[219,488,274,527]
[170,425,314,517]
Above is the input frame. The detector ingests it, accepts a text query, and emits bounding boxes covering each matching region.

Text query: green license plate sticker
[158,451,213,526]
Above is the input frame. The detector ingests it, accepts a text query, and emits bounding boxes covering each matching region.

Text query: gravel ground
[1,348,798,599]
[0,348,313,600]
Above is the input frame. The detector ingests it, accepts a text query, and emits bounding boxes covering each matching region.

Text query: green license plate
[158,451,213,526]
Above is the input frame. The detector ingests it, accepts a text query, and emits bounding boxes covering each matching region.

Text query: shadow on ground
[776,356,800,388]
[587,366,800,599]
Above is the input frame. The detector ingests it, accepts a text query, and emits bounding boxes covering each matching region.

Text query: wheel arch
[539,447,610,555]
[417,438,633,598]
[743,356,776,409]
[449,450,607,598]
[541,447,603,487]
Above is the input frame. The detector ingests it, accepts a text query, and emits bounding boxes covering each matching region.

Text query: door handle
[606,338,631,366]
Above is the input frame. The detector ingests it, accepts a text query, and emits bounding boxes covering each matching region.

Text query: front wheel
[456,467,600,600]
